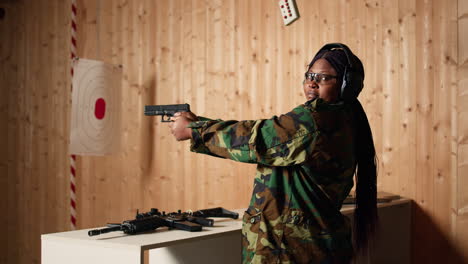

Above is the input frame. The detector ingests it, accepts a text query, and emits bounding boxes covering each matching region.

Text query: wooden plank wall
[457,0,468,260]
[1,0,467,263]
[0,4,10,264]
[0,1,71,264]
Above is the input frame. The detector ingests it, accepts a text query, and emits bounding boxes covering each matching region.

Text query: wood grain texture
[457,0,468,260]
[1,0,468,263]
[398,0,417,200]
[1,3,16,264]
[1,1,71,263]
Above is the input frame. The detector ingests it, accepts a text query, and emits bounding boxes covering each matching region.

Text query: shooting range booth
[2,0,468,264]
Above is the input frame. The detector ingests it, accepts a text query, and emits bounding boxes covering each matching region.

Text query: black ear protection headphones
[310,43,364,102]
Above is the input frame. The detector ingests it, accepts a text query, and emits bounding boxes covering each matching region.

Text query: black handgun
[144,104,191,122]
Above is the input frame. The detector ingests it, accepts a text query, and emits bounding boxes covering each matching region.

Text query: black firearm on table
[144,103,191,122]
[88,207,239,237]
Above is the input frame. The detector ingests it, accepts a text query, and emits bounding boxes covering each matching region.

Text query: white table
[42,200,411,264]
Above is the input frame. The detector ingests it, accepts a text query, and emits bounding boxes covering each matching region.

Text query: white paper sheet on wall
[70,58,122,155]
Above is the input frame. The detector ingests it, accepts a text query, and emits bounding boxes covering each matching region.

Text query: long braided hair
[308,46,378,255]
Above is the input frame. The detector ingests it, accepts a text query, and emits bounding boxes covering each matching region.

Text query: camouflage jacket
[188,98,356,264]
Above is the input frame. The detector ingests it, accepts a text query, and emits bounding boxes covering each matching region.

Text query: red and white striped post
[70,0,77,230]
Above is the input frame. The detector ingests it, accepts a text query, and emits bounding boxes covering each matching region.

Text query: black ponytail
[352,99,378,255]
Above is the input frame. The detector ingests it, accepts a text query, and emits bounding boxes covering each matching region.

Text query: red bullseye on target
[94,98,106,120]
[70,58,122,155]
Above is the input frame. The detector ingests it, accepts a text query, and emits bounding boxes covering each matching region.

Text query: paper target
[70,58,122,155]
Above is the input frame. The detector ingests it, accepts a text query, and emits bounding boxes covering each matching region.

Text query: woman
[169,43,378,263]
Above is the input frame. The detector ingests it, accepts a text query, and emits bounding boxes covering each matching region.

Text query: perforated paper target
[70,58,122,155]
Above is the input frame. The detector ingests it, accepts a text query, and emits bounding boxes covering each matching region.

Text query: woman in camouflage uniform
[170,43,378,264]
